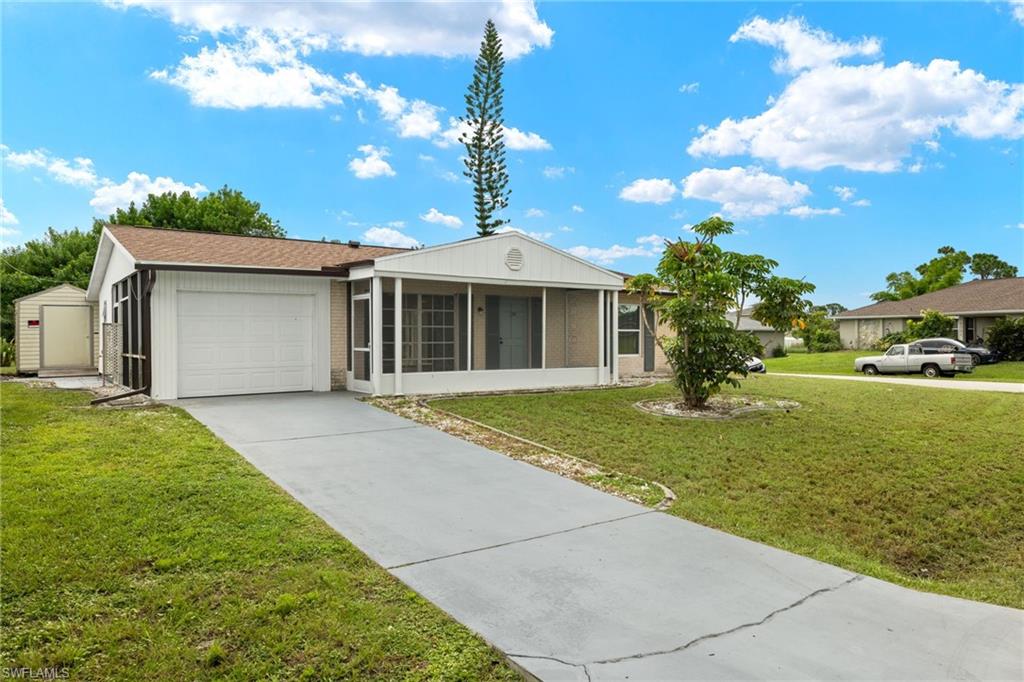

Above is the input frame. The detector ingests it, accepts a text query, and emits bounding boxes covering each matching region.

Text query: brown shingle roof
[107,225,406,271]
[837,277,1024,318]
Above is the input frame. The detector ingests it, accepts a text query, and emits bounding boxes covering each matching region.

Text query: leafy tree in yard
[970,253,1018,280]
[106,186,284,238]
[795,306,842,353]
[871,246,971,302]
[460,20,510,236]
[1,226,100,340]
[628,216,813,409]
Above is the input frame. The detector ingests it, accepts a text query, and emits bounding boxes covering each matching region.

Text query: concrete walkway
[778,372,1024,393]
[178,392,1024,681]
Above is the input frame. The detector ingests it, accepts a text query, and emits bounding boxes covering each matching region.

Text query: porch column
[371,275,383,395]
[597,289,606,385]
[466,283,473,371]
[394,277,403,395]
[611,290,619,384]
[541,287,547,369]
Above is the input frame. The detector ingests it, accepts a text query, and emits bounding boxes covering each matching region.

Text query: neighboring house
[13,283,99,374]
[735,307,785,356]
[86,225,671,399]
[835,277,1024,349]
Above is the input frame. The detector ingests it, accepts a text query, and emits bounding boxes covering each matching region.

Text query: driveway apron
[178,392,1024,681]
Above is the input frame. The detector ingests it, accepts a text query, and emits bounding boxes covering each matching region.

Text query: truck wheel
[970,354,980,366]
[863,365,878,376]
[923,364,940,378]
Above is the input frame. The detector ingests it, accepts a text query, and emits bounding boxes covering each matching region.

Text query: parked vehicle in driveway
[855,343,974,378]
[746,356,766,373]
[915,337,999,365]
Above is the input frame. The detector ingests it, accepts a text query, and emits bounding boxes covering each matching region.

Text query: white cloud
[0,199,19,229]
[3,146,101,187]
[787,205,842,219]
[730,16,881,74]
[690,19,1024,172]
[420,207,463,228]
[497,226,552,241]
[348,144,395,179]
[542,165,573,179]
[351,76,442,138]
[681,166,810,217]
[924,140,940,152]
[150,31,356,109]
[435,117,551,151]
[362,226,420,248]
[559,225,573,232]
[439,170,461,183]
[112,1,553,60]
[852,198,871,207]
[90,172,208,215]
[831,185,855,201]
[418,154,436,162]
[908,161,924,173]
[678,82,700,94]
[1010,0,1024,25]
[619,178,678,204]
[524,208,545,218]
[567,234,666,265]
[571,204,584,213]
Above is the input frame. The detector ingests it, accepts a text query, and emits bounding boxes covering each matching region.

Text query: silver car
[854,343,974,378]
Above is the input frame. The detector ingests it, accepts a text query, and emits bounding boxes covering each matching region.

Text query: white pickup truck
[854,343,974,378]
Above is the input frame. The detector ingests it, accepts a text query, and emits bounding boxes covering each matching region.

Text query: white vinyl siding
[149,271,332,400]
[14,284,99,373]
[176,292,314,398]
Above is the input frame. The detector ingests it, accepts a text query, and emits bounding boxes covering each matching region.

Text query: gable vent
[505,247,524,271]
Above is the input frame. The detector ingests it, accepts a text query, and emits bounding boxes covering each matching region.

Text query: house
[13,283,99,375]
[735,307,785,356]
[86,225,671,399]
[835,277,1024,348]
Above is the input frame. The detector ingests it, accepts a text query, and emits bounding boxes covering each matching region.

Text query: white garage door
[177,291,314,398]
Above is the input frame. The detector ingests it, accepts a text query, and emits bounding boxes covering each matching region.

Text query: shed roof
[837,277,1024,318]
[13,283,86,303]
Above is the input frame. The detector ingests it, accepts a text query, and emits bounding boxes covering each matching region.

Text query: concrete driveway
[178,392,1024,681]
[779,372,1024,393]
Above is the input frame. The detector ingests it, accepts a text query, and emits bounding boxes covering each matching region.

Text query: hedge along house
[86,225,666,400]
[835,277,1024,349]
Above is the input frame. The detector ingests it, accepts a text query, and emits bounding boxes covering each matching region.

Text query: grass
[0,382,517,681]
[765,350,1024,382]
[436,376,1024,608]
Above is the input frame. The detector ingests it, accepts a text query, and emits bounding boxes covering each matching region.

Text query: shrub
[771,345,788,358]
[795,309,841,352]
[872,331,910,351]
[0,338,13,367]
[905,309,955,339]
[986,317,1024,361]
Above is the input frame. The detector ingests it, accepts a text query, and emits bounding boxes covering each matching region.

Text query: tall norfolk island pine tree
[461,20,511,236]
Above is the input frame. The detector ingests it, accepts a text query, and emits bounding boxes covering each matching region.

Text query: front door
[41,305,92,369]
[498,297,529,369]
[878,345,907,373]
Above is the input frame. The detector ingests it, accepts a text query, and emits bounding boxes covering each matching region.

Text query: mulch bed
[636,395,800,420]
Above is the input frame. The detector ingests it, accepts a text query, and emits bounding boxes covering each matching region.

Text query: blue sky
[2,1,1022,307]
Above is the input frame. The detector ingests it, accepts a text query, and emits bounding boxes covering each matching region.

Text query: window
[886,346,905,356]
[382,293,456,373]
[909,345,922,355]
[618,303,641,355]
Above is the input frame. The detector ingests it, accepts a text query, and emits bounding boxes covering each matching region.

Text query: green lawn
[0,383,516,680]
[765,350,1024,382]
[436,376,1024,608]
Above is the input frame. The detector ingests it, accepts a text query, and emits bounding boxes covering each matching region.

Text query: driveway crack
[386,510,655,570]
[508,653,592,681]
[589,575,863,666]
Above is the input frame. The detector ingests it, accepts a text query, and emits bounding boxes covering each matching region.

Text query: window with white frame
[383,293,457,373]
[618,303,640,355]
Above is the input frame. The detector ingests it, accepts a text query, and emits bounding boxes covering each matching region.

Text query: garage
[177,291,315,398]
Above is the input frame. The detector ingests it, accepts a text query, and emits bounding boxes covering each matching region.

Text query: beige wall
[329,280,347,389]
[617,292,670,377]
[839,317,907,349]
[14,285,99,373]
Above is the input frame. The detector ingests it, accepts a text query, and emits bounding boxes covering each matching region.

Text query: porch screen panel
[382,293,456,373]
